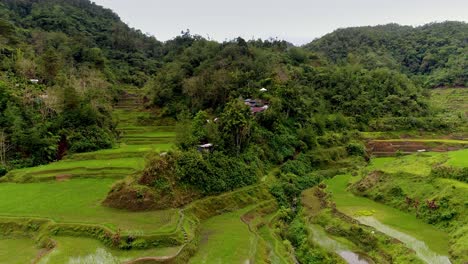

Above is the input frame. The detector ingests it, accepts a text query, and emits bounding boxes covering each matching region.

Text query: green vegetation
[306,22,468,88]
[325,174,450,255]
[189,206,256,264]
[3,157,145,182]
[42,237,180,264]
[351,151,468,263]
[366,153,445,175]
[430,88,468,119]
[295,187,425,264]
[0,0,466,262]
[0,237,40,264]
[0,179,179,232]
[446,149,468,167]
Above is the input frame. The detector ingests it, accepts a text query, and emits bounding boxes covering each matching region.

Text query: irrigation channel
[308,224,373,264]
[324,174,451,264]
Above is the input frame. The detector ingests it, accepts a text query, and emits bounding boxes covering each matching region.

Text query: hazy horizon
[92,0,468,45]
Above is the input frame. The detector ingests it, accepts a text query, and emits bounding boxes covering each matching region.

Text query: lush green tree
[219,100,253,155]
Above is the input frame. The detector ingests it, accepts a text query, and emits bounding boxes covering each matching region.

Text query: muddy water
[357,217,451,264]
[308,224,372,264]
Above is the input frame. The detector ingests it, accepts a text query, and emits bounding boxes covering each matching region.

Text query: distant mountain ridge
[305,22,468,87]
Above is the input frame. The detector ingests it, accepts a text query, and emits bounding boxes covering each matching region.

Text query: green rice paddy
[40,237,180,264]
[0,237,40,264]
[0,92,183,263]
[446,149,468,167]
[325,174,450,255]
[0,179,179,233]
[189,206,257,264]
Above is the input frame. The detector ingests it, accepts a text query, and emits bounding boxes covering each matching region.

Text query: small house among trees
[197,143,213,152]
[244,99,269,114]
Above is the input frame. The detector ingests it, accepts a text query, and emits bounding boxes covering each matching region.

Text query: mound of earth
[103,181,200,211]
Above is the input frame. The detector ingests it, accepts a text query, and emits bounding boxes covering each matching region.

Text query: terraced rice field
[189,206,257,264]
[40,237,181,264]
[0,89,181,263]
[0,179,179,233]
[325,174,450,258]
[0,89,179,232]
[446,148,468,167]
[324,149,468,263]
[4,157,146,182]
[365,148,468,175]
[430,88,468,118]
[0,237,40,264]
[3,89,175,183]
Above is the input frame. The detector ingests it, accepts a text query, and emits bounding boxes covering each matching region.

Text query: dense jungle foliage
[0,0,164,167]
[305,22,468,88]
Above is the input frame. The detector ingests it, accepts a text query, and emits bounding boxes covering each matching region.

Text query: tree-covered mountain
[305,22,468,87]
[0,0,167,167]
[1,0,163,85]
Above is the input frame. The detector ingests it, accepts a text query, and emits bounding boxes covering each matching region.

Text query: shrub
[346,142,366,157]
[431,165,468,183]
[176,150,257,194]
[67,126,114,153]
[281,157,311,176]
[0,166,7,177]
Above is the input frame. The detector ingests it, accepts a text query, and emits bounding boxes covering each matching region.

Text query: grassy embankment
[337,149,468,263]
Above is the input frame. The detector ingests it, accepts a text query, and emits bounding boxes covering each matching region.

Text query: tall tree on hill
[219,100,253,156]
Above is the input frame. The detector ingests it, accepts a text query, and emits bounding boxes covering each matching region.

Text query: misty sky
[92,0,468,45]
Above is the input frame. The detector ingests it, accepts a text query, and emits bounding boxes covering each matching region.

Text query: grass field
[325,174,450,255]
[66,143,174,160]
[189,206,256,264]
[371,138,468,144]
[366,152,446,176]
[0,237,39,264]
[40,236,180,264]
[365,149,467,176]
[0,179,179,233]
[359,131,467,140]
[5,157,146,182]
[446,149,468,167]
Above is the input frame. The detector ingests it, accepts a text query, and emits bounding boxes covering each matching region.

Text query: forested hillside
[0,0,165,168]
[0,0,465,182]
[1,0,163,85]
[305,22,468,87]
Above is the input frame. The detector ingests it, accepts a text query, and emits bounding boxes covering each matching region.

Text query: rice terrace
[0,0,467,263]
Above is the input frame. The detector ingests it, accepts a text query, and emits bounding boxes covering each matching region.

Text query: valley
[0,1,466,263]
